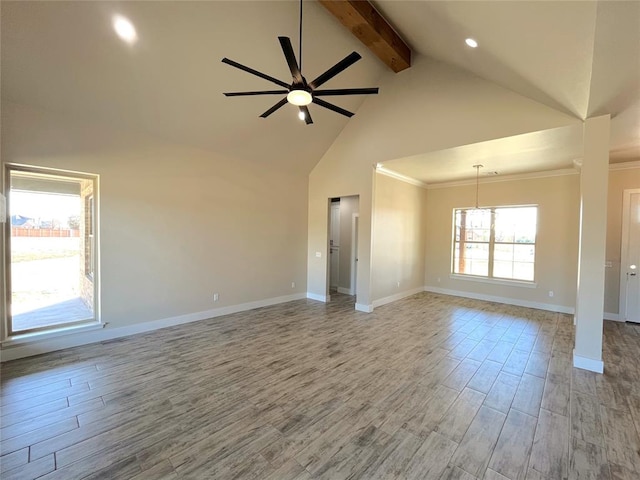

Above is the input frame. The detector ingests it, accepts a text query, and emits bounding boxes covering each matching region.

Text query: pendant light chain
[299,0,303,72]
[473,164,483,208]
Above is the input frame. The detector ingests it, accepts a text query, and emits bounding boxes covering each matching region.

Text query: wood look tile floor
[2,292,640,480]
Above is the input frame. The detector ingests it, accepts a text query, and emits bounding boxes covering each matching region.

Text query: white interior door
[620,189,640,323]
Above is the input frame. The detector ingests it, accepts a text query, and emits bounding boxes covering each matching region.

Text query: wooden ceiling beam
[318,0,411,73]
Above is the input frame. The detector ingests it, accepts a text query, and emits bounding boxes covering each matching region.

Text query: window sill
[449,274,537,289]
[1,322,105,348]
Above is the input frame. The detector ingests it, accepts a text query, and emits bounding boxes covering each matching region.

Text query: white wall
[308,55,580,307]
[372,173,427,303]
[1,102,308,349]
[424,174,581,312]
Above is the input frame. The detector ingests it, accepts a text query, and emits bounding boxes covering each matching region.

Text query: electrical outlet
[291,282,295,289]
[213,293,219,302]
[548,290,554,298]
[437,277,441,283]
[396,281,400,288]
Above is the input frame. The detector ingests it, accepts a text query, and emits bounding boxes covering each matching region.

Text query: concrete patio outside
[10,238,94,332]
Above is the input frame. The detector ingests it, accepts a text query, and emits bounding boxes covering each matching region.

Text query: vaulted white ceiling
[374,0,639,181]
[1,1,385,174]
[2,1,639,180]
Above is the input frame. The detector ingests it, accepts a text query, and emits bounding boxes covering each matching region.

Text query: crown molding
[425,168,579,189]
[378,159,639,191]
[375,166,428,189]
[609,160,640,171]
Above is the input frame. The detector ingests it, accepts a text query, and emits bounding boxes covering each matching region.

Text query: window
[5,164,99,336]
[453,205,537,282]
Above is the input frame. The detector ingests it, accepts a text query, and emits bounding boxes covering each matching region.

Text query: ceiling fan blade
[313,88,379,96]
[309,52,361,89]
[260,98,288,118]
[222,58,290,89]
[313,98,354,118]
[224,90,288,96]
[299,106,313,125]
[278,37,303,84]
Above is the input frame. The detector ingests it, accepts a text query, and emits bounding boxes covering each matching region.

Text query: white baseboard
[372,287,425,309]
[604,312,622,322]
[573,350,604,374]
[337,287,354,295]
[1,293,306,362]
[306,292,329,303]
[355,303,373,313]
[424,286,575,314]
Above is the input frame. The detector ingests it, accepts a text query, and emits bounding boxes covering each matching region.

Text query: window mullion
[457,210,467,274]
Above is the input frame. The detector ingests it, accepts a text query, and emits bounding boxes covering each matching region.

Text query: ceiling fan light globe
[287,90,312,106]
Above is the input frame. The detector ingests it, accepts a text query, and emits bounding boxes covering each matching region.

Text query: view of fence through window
[8,169,96,334]
[453,205,537,282]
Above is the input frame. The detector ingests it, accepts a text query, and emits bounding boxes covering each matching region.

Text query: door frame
[619,188,640,322]
[351,213,359,297]
[3,163,101,339]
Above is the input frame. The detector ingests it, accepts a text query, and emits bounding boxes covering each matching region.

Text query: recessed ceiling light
[113,15,137,44]
[465,38,478,48]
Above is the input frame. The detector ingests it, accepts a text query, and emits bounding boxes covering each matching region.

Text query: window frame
[85,194,95,280]
[451,204,538,283]
[2,163,101,341]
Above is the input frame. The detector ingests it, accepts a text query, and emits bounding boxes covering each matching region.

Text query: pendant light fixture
[473,164,483,208]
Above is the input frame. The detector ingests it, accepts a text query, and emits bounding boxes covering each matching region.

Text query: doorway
[620,188,640,323]
[5,165,99,335]
[327,195,359,303]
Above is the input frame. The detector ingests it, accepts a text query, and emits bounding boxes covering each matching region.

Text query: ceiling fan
[221,0,379,125]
